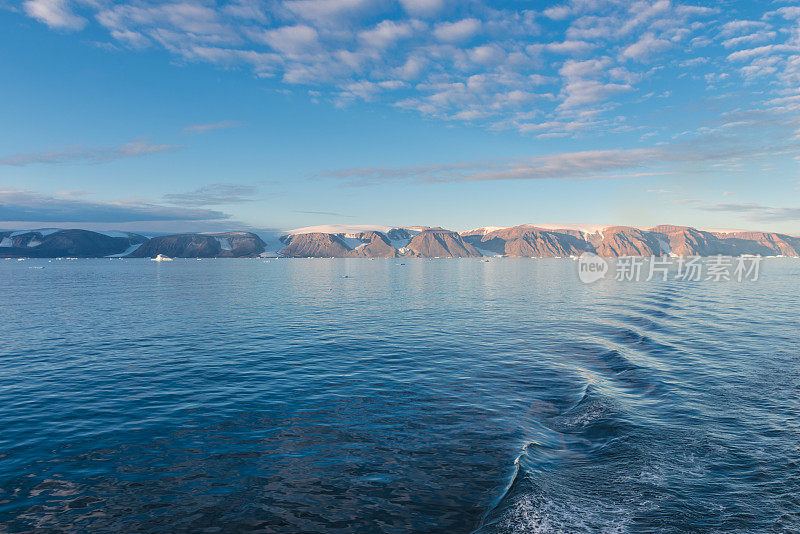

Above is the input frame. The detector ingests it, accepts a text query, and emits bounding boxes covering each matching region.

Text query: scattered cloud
[294,210,354,217]
[398,0,445,18]
[433,18,481,43]
[0,187,228,223]
[23,0,86,30]
[14,0,800,145]
[621,33,672,61]
[163,184,258,206]
[16,0,727,138]
[326,134,800,184]
[326,147,664,184]
[360,19,420,48]
[182,120,242,135]
[699,203,800,222]
[0,141,176,166]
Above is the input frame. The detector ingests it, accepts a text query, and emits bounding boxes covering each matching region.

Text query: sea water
[1,258,798,532]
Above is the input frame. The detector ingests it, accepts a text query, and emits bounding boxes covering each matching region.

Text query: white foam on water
[492,494,630,534]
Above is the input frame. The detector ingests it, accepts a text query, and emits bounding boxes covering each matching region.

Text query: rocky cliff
[593,226,666,257]
[462,224,800,258]
[280,229,407,258]
[0,229,146,258]
[3,224,799,258]
[462,225,591,257]
[405,228,481,258]
[129,232,266,258]
[280,233,353,258]
[347,231,399,258]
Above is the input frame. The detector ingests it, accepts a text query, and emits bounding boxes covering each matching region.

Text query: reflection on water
[1,258,798,532]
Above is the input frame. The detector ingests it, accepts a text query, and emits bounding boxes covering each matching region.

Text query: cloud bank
[0,188,229,222]
[163,184,259,206]
[0,141,176,166]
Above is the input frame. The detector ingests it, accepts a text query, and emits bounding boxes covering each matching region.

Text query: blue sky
[1,0,799,233]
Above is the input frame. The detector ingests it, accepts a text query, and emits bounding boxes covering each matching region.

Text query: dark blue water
[1,258,798,533]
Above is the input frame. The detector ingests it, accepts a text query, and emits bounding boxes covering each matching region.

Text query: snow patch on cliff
[340,236,364,250]
[98,230,136,238]
[530,223,611,235]
[107,243,142,257]
[466,226,508,235]
[473,245,503,257]
[10,228,60,237]
[214,237,233,251]
[287,224,394,236]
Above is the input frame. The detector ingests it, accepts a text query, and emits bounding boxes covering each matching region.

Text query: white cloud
[23,0,86,30]
[543,5,571,21]
[0,187,229,222]
[257,24,319,55]
[772,7,800,21]
[284,0,377,24]
[559,80,632,109]
[327,132,800,183]
[727,44,799,62]
[621,33,672,61]
[467,44,505,65]
[700,202,800,222]
[182,120,242,135]
[398,0,445,18]
[722,31,777,49]
[0,141,176,166]
[17,0,798,143]
[544,40,596,55]
[433,18,480,42]
[720,20,769,37]
[359,20,418,48]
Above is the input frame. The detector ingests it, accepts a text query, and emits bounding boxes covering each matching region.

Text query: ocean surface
[1,258,798,533]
